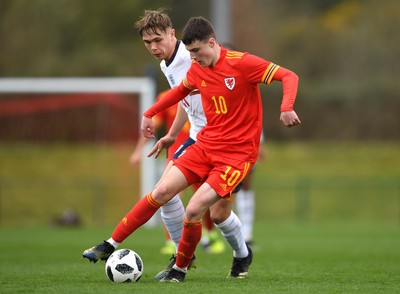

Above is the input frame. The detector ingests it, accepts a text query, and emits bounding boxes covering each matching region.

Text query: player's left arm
[242,54,301,128]
[271,66,301,128]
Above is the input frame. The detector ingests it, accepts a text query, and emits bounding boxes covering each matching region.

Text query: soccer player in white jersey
[82,9,253,280]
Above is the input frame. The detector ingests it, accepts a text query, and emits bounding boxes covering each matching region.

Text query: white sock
[160,195,185,251]
[236,189,255,243]
[106,238,120,249]
[216,211,248,258]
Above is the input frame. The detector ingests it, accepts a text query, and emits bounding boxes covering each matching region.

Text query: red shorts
[173,143,254,198]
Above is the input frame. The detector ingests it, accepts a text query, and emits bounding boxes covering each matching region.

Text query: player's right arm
[147,103,189,158]
[142,81,193,138]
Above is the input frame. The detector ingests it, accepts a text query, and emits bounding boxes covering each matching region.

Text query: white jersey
[160,41,206,140]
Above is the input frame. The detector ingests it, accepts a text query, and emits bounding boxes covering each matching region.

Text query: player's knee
[185,206,202,222]
[210,214,224,224]
[152,185,174,205]
[210,209,230,224]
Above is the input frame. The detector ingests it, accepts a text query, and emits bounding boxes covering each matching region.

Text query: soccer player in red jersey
[84,16,300,282]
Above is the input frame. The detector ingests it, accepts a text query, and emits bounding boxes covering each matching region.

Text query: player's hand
[147,135,177,158]
[141,116,155,138]
[280,111,301,128]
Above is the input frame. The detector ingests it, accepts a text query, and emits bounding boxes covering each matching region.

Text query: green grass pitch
[0,142,399,292]
[0,223,398,293]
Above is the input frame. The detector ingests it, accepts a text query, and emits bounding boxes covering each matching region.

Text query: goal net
[0,77,159,226]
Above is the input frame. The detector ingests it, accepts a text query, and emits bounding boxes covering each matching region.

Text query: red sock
[176,220,202,268]
[111,193,161,243]
[203,210,214,231]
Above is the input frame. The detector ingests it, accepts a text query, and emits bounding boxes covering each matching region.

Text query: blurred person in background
[236,132,265,249]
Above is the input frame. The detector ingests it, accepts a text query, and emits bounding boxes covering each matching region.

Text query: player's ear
[208,38,216,48]
[169,28,176,38]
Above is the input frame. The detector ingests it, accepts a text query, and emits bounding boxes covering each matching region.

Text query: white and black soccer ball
[105,249,144,282]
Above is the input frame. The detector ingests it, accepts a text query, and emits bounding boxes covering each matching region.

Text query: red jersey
[144,47,298,163]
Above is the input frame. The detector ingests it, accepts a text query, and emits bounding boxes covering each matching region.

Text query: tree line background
[0,0,399,141]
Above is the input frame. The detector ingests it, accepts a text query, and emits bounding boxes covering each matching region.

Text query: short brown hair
[135,9,173,37]
[182,17,215,45]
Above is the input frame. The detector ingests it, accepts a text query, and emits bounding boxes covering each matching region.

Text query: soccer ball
[105,249,144,282]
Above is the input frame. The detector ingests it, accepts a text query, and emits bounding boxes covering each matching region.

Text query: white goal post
[0,77,158,213]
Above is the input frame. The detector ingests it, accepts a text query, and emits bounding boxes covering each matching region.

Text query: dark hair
[135,9,172,37]
[182,17,215,45]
